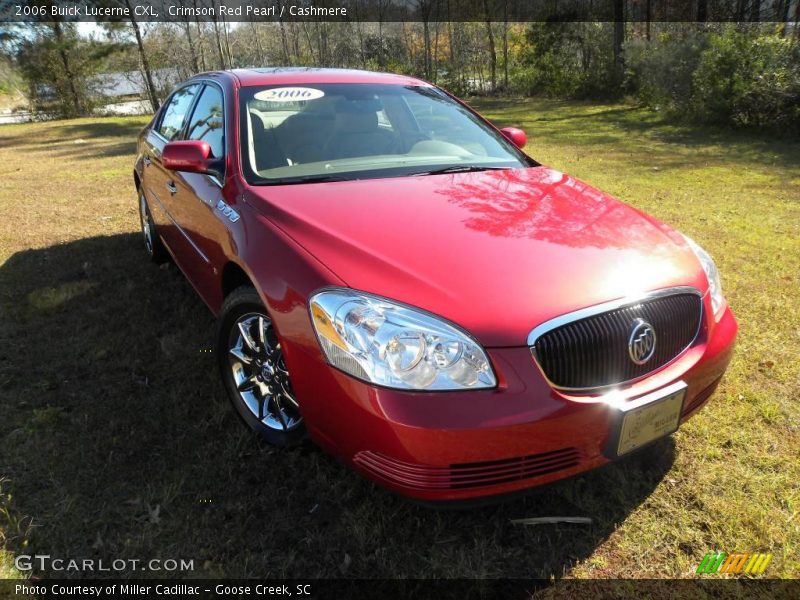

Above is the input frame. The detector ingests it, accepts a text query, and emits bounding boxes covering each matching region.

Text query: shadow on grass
[45,140,138,161]
[0,117,146,153]
[56,119,147,141]
[0,234,675,579]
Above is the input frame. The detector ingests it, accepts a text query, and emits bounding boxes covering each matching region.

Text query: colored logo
[696,552,773,575]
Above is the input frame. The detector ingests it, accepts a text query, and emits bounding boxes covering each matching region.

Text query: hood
[247,166,706,347]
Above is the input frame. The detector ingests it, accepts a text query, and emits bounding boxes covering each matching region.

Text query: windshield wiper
[411,165,512,177]
[264,174,352,185]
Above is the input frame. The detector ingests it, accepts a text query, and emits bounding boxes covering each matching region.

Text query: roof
[216,67,429,88]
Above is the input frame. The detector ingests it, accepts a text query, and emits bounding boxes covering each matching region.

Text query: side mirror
[500,127,527,150]
[162,140,214,174]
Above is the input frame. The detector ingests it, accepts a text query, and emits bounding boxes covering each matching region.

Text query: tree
[502,0,509,88]
[613,0,625,79]
[16,21,110,117]
[124,0,159,112]
[697,0,708,22]
[482,0,497,92]
[750,0,760,22]
[182,20,201,73]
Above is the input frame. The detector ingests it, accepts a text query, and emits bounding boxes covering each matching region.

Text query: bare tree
[210,0,227,68]
[276,1,291,65]
[221,16,234,67]
[750,0,760,22]
[52,19,83,115]
[124,0,159,111]
[182,20,200,73]
[778,0,791,37]
[697,0,707,22]
[502,0,509,89]
[416,0,435,79]
[377,0,389,68]
[249,23,265,66]
[193,0,207,71]
[613,0,624,79]
[482,0,497,92]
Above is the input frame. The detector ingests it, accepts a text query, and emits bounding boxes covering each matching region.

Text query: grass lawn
[0,100,798,582]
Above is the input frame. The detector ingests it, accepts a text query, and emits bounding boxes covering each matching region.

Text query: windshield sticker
[254,87,325,102]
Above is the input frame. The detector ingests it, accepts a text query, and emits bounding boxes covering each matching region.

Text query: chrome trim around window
[152,78,227,189]
[526,286,705,394]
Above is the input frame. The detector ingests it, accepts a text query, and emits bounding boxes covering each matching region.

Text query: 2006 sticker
[254,87,325,102]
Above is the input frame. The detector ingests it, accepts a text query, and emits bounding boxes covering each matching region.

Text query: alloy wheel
[227,313,302,432]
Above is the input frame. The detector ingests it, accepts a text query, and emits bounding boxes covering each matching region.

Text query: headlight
[684,236,726,321]
[309,288,496,390]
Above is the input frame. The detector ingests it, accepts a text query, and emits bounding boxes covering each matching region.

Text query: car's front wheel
[217,286,305,446]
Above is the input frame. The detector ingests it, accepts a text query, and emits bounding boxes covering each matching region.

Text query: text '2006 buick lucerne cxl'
[133,68,737,503]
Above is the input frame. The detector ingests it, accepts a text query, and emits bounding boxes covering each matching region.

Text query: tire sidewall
[139,191,154,259]
[138,190,167,263]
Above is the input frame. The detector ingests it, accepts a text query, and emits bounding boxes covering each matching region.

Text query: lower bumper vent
[354,447,581,491]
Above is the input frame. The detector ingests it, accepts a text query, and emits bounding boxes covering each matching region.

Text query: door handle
[166,181,177,195]
[143,155,151,166]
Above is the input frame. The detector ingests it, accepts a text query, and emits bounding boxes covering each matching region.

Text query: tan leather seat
[274,113,335,164]
[325,101,397,159]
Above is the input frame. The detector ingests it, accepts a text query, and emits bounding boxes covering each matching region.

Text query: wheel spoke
[271,395,288,431]
[258,316,268,353]
[237,375,259,393]
[238,321,257,352]
[229,345,252,364]
[281,390,300,410]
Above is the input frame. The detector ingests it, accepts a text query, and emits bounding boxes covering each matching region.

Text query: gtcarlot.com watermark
[14,554,194,573]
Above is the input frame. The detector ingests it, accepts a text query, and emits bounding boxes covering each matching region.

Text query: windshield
[239,83,533,185]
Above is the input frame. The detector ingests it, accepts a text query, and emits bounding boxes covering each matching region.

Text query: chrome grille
[530,290,703,390]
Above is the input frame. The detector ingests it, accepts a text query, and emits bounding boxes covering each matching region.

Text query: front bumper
[288,302,737,502]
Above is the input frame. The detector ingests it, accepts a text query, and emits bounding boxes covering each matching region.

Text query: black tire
[138,188,168,263]
[217,286,306,446]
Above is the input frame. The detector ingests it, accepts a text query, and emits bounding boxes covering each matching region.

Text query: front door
[142,84,200,262]
[164,82,231,310]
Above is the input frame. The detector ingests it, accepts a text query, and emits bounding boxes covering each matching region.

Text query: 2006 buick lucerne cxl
[134,68,737,503]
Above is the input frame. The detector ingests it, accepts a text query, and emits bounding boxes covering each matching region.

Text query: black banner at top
[1,0,798,23]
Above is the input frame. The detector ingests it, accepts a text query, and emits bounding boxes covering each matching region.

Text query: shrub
[624,31,709,113]
[518,23,621,99]
[691,29,800,132]
[627,26,800,133]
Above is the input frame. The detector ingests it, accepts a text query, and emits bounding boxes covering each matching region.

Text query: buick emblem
[628,319,656,365]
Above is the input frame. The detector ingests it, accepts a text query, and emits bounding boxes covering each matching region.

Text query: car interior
[245,93,492,174]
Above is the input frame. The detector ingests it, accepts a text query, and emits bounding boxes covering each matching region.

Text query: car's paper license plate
[616,382,686,456]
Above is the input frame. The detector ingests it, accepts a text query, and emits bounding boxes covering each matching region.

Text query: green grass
[0,103,798,583]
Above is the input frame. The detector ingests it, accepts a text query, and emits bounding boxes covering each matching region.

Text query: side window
[186,85,225,159]
[158,85,199,140]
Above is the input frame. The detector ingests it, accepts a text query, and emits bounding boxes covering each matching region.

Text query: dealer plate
[616,381,686,456]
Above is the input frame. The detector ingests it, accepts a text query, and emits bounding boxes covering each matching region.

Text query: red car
[134,68,737,503]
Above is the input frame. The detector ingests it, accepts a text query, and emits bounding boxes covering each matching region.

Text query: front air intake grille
[531,291,702,390]
[354,448,581,491]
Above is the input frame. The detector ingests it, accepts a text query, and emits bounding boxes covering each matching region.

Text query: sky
[77,22,105,39]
